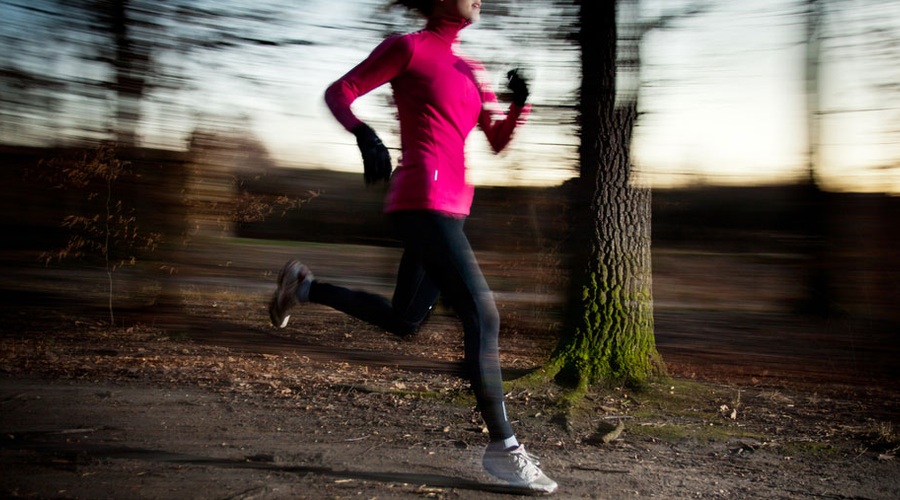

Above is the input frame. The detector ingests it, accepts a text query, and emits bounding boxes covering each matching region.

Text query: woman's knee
[389,311,430,338]
[480,295,501,337]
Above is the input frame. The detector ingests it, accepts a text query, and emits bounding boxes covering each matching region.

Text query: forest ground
[1,241,898,499]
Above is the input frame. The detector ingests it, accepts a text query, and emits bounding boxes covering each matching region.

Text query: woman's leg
[390,245,441,334]
[307,226,439,337]
[392,211,515,442]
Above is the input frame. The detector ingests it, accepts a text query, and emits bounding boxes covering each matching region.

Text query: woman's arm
[474,63,531,153]
[324,35,414,131]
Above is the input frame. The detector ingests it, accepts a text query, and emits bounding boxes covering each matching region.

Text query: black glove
[506,68,529,107]
[352,123,392,185]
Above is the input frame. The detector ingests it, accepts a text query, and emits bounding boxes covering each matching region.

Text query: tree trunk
[545,0,662,394]
[107,0,148,147]
[799,0,833,316]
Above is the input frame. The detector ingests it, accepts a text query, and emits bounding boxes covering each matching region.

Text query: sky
[634,0,810,187]
[634,0,900,193]
[1,0,898,193]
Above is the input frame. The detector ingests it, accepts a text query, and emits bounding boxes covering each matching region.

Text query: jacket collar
[424,15,470,45]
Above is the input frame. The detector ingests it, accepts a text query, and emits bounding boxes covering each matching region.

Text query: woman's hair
[393,0,434,16]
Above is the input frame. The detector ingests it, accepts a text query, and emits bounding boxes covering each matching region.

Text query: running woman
[269,0,557,493]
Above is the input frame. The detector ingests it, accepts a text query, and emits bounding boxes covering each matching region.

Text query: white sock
[488,436,520,452]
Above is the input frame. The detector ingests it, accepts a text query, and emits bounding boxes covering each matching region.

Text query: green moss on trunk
[540,0,664,396]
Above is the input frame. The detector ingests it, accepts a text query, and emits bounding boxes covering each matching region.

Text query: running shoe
[268,260,313,328]
[483,444,558,495]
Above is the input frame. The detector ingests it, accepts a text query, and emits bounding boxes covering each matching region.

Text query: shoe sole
[269,262,298,328]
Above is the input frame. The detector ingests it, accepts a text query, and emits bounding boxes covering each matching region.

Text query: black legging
[308,210,514,441]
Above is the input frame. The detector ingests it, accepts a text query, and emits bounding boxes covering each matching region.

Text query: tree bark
[545,0,662,394]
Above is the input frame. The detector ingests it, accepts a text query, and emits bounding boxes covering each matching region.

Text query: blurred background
[1,0,897,385]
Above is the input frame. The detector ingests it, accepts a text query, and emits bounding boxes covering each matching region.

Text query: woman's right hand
[352,124,392,185]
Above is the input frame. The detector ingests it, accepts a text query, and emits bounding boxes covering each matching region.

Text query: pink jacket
[325,15,529,216]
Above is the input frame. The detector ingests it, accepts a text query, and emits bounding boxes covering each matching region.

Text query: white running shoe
[483,444,558,495]
[268,260,313,328]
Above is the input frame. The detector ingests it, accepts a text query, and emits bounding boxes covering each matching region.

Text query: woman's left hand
[506,68,529,107]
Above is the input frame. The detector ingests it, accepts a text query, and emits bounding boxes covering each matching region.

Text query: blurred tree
[798,0,900,315]
[0,0,165,146]
[101,0,151,147]
[35,142,163,324]
[0,0,103,144]
[540,0,663,397]
[799,0,833,316]
[805,0,824,190]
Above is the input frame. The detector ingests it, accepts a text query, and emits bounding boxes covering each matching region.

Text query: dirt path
[2,374,898,500]
[1,242,898,498]
[2,307,898,499]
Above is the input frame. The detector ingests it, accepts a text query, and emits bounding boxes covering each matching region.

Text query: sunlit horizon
[1,0,897,193]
